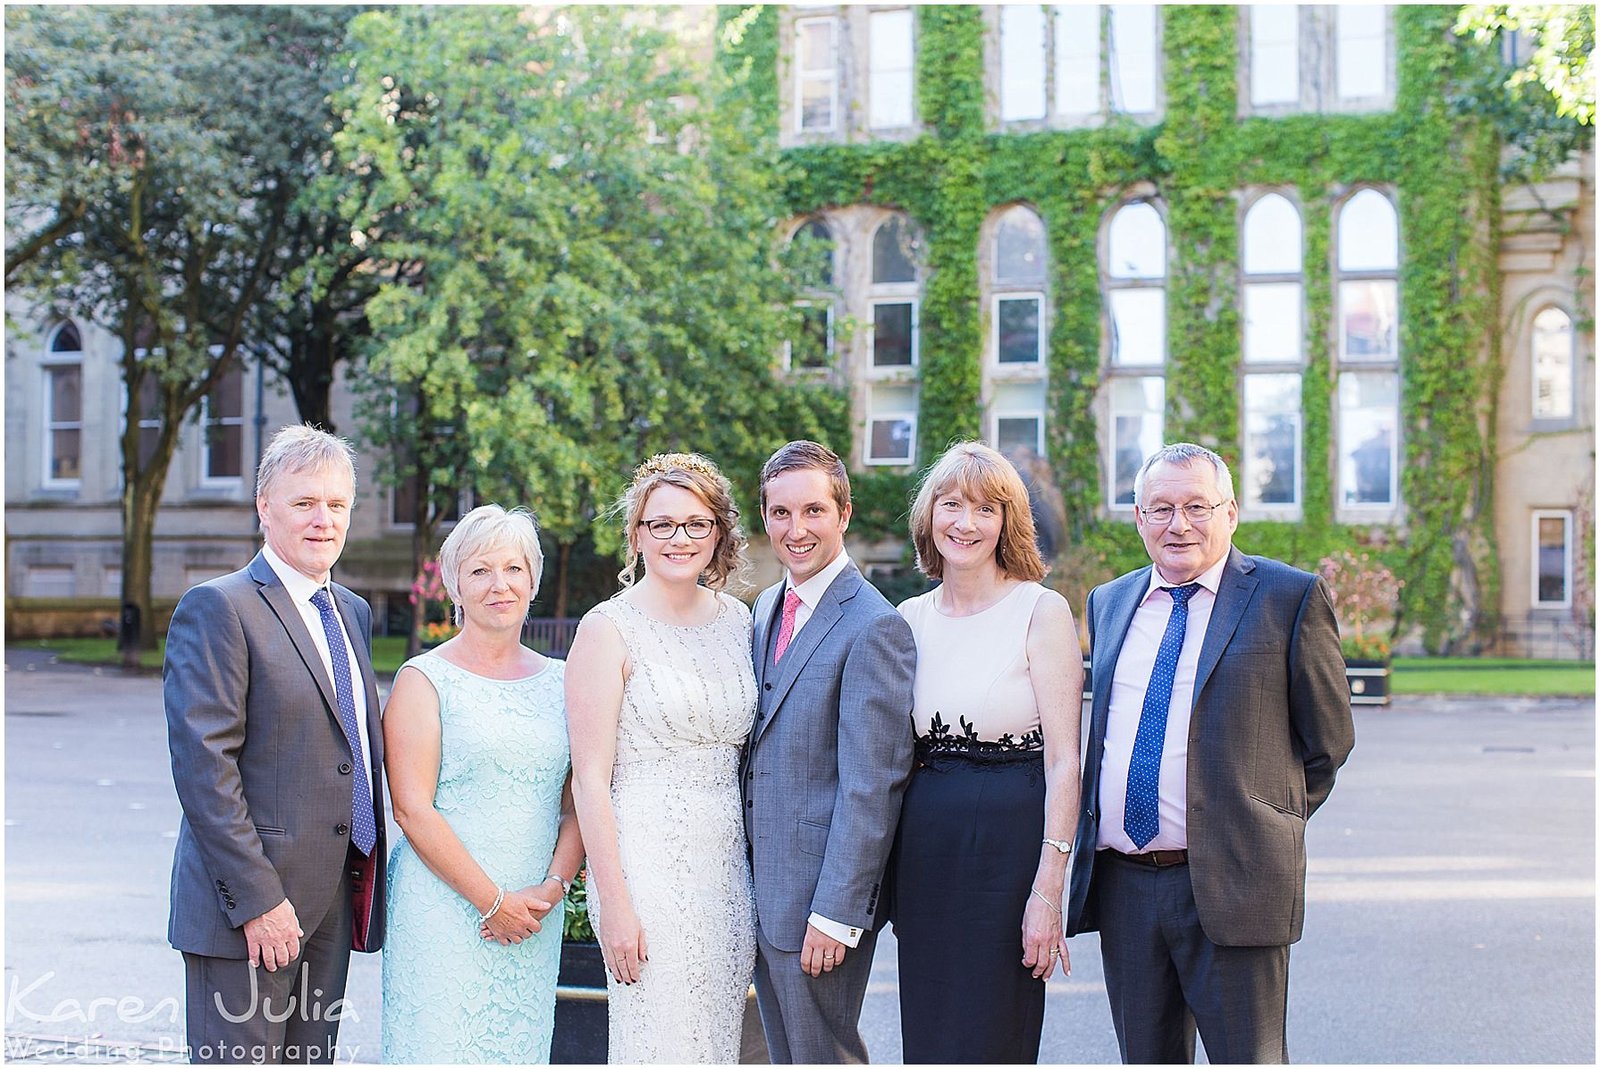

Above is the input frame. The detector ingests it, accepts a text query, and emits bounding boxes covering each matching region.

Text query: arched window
[985,205,1049,459]
[1104,200,1167,507]
[786,218,837,372]
[43,321,84,487]
[1240,192,1304,511]
[1335,188,1400,513]
[1531,306,1574,421]
[866,213,922,465]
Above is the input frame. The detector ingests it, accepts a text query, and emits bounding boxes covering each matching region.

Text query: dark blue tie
[1124,583,1202,849]
[311,589,377,855]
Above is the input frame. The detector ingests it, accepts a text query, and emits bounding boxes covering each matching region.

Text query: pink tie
[774,589,802,663]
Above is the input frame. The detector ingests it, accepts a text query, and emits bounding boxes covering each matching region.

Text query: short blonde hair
[909,441,1047,583]
[255,424,357,500]
[615,453,748,591]
[438,505,544,622]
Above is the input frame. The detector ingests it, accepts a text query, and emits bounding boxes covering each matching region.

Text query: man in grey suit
[743,441,917,1063]
[165,424,386,1064]
[1065,443,1354,1064]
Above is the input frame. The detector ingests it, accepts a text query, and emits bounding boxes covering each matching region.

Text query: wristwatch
[1042,837,1075,856]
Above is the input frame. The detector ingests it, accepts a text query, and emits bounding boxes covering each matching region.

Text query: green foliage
[330,6,845,599]
[775,4,1519,651]
[1456,5,1596,126]
[5,6,356,657]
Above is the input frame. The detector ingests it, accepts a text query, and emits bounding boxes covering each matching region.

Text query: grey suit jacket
[1065,547,1353,948]
[742,562,917,952]
[165,551,387,958]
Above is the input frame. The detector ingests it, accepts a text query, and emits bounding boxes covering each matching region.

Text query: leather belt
[1109,848,1188,868]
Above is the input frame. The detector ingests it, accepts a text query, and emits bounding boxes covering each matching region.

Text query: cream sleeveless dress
[587,591,758,1063]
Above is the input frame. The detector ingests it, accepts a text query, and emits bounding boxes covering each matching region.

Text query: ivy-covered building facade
[752,3,1593,655]
[4,4,1592,657]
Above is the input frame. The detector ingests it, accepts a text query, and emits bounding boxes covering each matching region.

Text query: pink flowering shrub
[1317,550,1403,660]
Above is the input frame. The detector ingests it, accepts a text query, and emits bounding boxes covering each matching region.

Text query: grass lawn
[1391,657,1594,697]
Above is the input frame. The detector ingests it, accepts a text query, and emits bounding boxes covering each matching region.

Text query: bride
[565,453,758,1063]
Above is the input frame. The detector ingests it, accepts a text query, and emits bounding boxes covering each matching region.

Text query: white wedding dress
[588,591,758,1064]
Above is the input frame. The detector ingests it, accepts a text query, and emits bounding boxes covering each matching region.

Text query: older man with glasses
[1065,442,1354,1064]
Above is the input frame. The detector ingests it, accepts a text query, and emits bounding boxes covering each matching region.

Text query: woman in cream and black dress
[890,442,1084,1063]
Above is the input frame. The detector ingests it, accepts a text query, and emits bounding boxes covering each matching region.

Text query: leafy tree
[1453,5,1594,178]
[5,6,356,663]
[330,5,846,616]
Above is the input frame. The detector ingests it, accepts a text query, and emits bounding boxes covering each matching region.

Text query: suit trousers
[753,922,878,1064]
[1094,851,1289,1064]
[183,861,354,1064]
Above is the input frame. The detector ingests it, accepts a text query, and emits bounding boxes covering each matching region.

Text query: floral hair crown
[631,452,723,484]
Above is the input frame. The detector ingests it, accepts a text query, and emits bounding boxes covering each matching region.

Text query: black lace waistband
[915,712,1043,761]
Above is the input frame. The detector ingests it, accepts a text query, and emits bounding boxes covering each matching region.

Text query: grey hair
[437,505,545,624]
[255,424,358,500]
[1132,443,1235,505]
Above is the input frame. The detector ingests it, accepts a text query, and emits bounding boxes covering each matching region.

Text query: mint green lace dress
[381,654,568,1064]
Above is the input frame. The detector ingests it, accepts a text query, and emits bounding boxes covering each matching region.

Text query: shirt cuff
[808,912,863,948]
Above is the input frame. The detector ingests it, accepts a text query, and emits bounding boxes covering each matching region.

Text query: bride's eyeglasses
[638,518,716,540]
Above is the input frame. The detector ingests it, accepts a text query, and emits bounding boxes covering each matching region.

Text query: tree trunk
[553,541,572,621]
[118,423,181,668]
[407,517,427,660]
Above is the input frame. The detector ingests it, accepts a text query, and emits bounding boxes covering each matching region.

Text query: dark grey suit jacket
[1065,547,1353,948]
[742,563,917,952]
[165,552,387,958]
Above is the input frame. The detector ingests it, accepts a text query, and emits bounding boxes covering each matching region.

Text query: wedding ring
[1049,948,1060,956]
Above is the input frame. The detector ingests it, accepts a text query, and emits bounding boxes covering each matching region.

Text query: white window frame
[1054,3,1104,120]
[199,354,246,487]
[999,5,1049,123]
[795,16,840,134]
[1247,5,1301,109]
[992,410,1046,456]
[1106,374,1165,512]
[867,8,915,132]
[869,297,919,370]
[1531,510,1574,608]
[1335,4,1389,103]
[1107,4,1159,116]
[785,299,836,373]
[42,360,84,491]
[1240,372,1304,512]
[865,411,918,466]
[1531,305,1575,422]
[992,291,1046,367]
[1335,370,1400,513]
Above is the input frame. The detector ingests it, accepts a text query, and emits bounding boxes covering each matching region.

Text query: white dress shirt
[262,544,375,799]
[1096,555,1229,853]
[780,548,865,948]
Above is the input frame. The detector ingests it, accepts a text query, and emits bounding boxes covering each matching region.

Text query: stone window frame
[41,321,85,492]
[1237,5,1396,120]
[1238,188,1307,519]
[1530,509,1574,609]
[1100,191,1170,513]
[1529,304,1577,425]
[985,4,1166,133]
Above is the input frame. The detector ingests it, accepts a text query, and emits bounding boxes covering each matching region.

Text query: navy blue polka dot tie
[1124,583,1202,849]
[311,589,377,856]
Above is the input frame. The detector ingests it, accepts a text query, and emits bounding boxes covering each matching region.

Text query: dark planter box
[552,941,607,1064]
[551,941,770,1064]
[1344,658,1392,706]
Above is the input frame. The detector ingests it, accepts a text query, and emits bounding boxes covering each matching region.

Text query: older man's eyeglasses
[639,518,716,540]
[1139,501,1229,525]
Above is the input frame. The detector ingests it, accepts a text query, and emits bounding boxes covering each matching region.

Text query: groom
[743,441,917,1063]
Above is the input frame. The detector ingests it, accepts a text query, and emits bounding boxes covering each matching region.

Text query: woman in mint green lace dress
[381,505,584,1063]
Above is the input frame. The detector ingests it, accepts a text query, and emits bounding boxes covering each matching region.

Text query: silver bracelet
[1030,886,1062,915]
[479,886,505,925]
[544,872,572,896]
[1042,837,1075,856]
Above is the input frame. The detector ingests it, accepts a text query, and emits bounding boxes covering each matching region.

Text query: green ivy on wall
[731,5,1505,650]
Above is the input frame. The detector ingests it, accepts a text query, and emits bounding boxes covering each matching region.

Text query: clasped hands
[479,879,564,945]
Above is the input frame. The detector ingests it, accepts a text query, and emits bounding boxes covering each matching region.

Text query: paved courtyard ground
[4,647,1594,1063]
